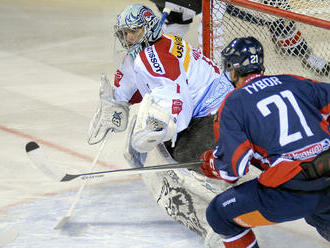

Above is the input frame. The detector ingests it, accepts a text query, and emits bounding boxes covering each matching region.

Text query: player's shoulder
[135,35,181,80]
[218,87,241,112]
[277,74,322,84]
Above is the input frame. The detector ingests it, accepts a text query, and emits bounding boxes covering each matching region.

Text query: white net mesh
[205,0,330,81]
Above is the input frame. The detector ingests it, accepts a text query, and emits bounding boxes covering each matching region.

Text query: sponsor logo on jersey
[145,46,165,74]
[172,99,183,115]
[114,69,123,87]
[282,138,330,160]
[172,36,184,58]
[170,35,191,72]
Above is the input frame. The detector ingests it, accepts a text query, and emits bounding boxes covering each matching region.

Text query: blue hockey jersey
[213,74,330,187]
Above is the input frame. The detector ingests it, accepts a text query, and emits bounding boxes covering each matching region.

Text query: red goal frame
[202,0,330,60]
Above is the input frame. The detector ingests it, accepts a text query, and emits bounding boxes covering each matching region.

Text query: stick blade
[25,141,39,152]
[25,141,65,182]
[60,174,80,182]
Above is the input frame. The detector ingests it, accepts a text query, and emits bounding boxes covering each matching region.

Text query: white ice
[0,0,329,247]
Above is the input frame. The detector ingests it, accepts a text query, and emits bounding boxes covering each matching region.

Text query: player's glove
[200,150,221,179]
[200,150,238,183]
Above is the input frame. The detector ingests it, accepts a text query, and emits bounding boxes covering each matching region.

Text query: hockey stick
[25,140,202,228]
[25,138,108,229]
[25,140,202,182]
[61,160,202,181]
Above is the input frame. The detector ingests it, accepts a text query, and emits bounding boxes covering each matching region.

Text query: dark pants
[165,115,216,163]
[206,178,330,241]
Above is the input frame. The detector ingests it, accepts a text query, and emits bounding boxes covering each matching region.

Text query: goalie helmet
[114,4,162,59]
[221,36,265,76]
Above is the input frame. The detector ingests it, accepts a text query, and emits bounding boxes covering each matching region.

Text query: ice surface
[0,1,328,247]
[3,181,205,248]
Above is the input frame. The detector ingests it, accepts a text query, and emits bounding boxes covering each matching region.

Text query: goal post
[202,0,330,81]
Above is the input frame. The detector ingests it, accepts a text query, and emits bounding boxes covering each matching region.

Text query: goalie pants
[164,114,216,163]
[206,178,330,242]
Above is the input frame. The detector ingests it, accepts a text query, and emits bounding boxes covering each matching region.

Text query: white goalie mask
[114,4,162,59]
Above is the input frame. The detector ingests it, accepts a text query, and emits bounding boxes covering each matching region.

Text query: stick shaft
[61,161,203,182]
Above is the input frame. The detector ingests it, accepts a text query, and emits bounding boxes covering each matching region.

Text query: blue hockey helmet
[114,4,162,59]
[221,36,265,76]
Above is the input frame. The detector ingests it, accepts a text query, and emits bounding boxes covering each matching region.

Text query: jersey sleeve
[113,55,139,102]
[214,97,254,182]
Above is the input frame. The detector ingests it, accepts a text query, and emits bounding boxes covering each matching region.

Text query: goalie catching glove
[130,94,177,153]
[88,73,129,145]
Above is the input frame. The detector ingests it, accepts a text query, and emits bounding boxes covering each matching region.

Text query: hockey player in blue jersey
[200,36,330,248]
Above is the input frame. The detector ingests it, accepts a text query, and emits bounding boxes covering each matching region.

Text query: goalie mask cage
[202,0,330,81]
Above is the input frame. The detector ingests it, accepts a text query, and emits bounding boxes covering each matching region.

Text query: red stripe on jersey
[258,160,303,187]
[176,84,180,93]
[320,118,330,135]
[286,74,321,83]
[213,111,221,142]
[213,91,234,141]
[253,144,268,157]
[319,104,330,134]
[320,103,330,115]
[213,78,254,141]
[231,140,251,177]
[139,36,180,81]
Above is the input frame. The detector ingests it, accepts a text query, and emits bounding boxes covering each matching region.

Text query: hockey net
[202,0,330,81]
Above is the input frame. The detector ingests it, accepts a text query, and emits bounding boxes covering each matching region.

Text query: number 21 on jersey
[257,90,314,146]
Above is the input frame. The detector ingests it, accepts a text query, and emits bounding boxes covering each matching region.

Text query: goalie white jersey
[113,34,233,133]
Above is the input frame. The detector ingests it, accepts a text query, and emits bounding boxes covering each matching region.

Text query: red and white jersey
[113,34,233,132]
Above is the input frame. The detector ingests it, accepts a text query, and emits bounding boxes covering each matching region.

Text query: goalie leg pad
[131,94,177,153]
